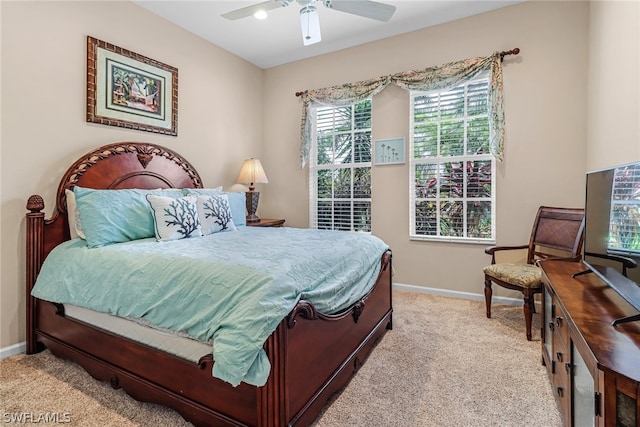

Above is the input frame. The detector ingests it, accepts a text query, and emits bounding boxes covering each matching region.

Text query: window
[409,74,495,242]
[309,99,372,232]
[609,163,640,253]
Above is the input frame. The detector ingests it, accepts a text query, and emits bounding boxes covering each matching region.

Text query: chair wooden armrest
[485,244,529,263]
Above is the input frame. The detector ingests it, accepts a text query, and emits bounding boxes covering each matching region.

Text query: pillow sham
[65,189,86,240]
[224,192,247,227]
[201,186,223,192]
[196,194,237,235]
[74,187,184,248]
[183,189,246,227]
[182,188,223,196]
[180,187,223,196]
[147,194,202,242]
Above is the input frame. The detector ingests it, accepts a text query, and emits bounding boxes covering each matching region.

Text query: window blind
[409,74,495,243]
[310,100,372,232]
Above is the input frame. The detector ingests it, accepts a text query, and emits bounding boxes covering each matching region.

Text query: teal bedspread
[31,227,389,387]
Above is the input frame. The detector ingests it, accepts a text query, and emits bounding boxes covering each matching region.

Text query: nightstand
[246,218,285,227]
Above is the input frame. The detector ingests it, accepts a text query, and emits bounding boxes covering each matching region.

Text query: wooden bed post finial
[27,195,44,213]
[26,194,46,354]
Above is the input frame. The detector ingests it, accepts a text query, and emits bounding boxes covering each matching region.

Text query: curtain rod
[499,47,520,61]
[295,47,520,97]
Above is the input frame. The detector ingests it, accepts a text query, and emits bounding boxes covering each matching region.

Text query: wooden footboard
[284,249,392,425]
[28,250,392,426]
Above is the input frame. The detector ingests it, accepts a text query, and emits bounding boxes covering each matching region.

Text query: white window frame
[309,100,372,232]
[409,73,496,244]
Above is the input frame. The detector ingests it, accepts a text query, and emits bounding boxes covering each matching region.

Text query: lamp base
[245,191,260,223]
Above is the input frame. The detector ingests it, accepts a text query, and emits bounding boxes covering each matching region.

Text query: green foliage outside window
[412,78,494,240]
[609,164,640,252]
[314,100,372,232]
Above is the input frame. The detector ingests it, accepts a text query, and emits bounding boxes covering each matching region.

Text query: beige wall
[2,0,639,351]
[262,1,590,294]
[587,0,640,170]
[0,1,263,348]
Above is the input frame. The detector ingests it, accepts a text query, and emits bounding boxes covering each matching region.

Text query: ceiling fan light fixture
[299,5,321,46]
[253,9,268,19]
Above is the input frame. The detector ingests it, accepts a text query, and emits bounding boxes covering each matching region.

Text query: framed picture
[374,137,405,165]
[86,36,178,136]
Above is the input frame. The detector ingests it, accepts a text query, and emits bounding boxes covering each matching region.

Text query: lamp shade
[236,158,268,191]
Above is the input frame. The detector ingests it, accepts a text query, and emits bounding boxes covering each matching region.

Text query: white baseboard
[393,282,525,307]
[0,342,26,360]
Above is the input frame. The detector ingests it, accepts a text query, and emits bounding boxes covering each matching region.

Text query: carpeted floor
[0,290,562,426]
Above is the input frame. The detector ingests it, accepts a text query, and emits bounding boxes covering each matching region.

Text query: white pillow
[146,194,202,242]
[65,189,86,239]
[196,194,237,235]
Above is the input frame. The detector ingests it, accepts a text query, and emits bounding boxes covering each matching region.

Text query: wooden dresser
[539,260,640,427]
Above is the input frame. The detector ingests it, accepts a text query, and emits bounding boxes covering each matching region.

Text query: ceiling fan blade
[221,0,288,20]
[326,0,396,22]
[300,6,321,46]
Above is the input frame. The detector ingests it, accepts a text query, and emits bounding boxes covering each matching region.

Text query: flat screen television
[579,161,640,325]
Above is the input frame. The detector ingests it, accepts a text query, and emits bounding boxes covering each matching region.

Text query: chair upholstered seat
[483,264,542,288]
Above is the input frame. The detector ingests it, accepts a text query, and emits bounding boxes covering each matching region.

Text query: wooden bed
[25,142,393,427]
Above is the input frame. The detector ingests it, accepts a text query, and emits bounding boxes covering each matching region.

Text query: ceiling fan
[221,0,396,46]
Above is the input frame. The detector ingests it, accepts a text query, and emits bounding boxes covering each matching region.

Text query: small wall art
[86,36,178,136]
[374,137,405,165]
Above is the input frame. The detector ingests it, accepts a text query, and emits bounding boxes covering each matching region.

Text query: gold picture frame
[86,36,178,136]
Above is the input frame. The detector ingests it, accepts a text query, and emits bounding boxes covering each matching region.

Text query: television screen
[584,162,640,279]
[582,161,640,322]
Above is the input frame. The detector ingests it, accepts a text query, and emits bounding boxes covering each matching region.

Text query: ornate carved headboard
[54,142,202,214]
[26,142,203,268]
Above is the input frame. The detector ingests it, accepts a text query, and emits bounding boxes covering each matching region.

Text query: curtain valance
[298,51,506,167]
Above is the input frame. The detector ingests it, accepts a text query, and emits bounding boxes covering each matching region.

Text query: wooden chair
[483,206,585,340]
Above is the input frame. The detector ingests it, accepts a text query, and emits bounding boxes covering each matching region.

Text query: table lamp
[236,158,269,223]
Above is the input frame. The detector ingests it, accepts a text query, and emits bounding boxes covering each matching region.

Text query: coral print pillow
[146,194,202,242]
[197,194,238,236]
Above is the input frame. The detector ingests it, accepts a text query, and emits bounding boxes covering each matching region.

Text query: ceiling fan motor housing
[222,0,396,46]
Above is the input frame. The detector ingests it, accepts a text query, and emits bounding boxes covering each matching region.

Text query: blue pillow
[74,187,183,248]
[225,192,246,227]
[183,189,246,227]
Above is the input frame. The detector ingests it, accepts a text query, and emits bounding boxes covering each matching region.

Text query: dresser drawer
[552,306,570,348]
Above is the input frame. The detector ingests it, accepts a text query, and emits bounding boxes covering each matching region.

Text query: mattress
[64,304,211,363]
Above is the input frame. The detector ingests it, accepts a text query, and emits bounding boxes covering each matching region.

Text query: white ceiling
[135,1,524,69]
